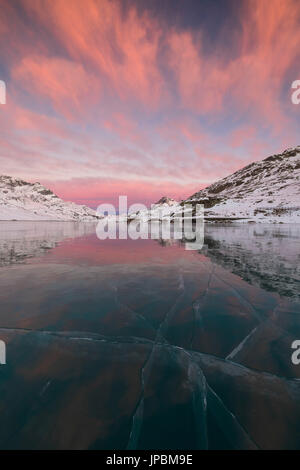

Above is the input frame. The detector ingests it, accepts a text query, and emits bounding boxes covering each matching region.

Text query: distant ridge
[184,146,300,222]
[125,146,300,224]
[0,175,100,221]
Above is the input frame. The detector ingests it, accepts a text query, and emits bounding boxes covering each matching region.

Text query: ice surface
[0,222,299,449]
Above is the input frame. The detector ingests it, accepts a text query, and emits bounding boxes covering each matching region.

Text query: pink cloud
[229,126,256,148]
[166,0,300,130]
[23,0,167,109]
[13,56,102,120]
[41,177,202,208]
[0,0,299,207]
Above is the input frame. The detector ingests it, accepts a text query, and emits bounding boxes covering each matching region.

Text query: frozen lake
[0,222,299,449]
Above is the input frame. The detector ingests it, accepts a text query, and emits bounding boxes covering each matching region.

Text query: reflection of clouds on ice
[0,222,299,449]
[203,224,300,300]
[0,221,96,266]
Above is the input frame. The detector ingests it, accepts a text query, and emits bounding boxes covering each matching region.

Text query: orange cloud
[167,0,300,129]
[1,0,299,207]
[41,177,202,208]
[23,0,166,108]
[167,31,232,113]
[13,56,102,120]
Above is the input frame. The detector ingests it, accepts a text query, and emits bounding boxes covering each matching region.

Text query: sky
[0,0,299,208]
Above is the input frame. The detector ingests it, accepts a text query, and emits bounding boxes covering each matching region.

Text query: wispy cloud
[0,0,299,205]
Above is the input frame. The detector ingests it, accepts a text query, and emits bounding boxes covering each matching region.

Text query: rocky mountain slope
[186,146,300,223]
[126,196,178,221]
[0,176,100,221]
[127,146,300,223]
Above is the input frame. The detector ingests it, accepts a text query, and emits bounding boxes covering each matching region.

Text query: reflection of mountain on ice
[0,221,96,266]
[203,224,300,300]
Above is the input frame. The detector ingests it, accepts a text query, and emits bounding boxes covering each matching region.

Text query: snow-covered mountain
[5,145,298,223]
[126,146,300,224]
[126,196,179,221]
[0,176,100,221]
[186,146,300,223]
